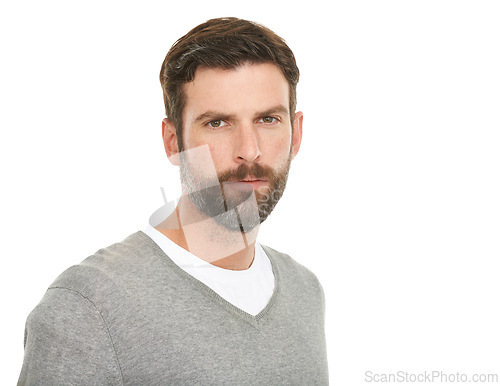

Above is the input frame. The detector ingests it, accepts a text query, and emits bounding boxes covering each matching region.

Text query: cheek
[206,143,231,171]
[184,136,219,161]
[265,136,292,159]
[207,142,223,160]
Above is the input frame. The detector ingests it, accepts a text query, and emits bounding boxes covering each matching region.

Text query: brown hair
[159,17,300,150]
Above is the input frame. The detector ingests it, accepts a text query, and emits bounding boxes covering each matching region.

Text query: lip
[239,179,267,185]
[224,179,268,189]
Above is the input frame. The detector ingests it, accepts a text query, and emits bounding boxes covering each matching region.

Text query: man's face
[174,62,302,231]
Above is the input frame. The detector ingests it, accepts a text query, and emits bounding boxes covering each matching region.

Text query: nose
[234,123,261,163]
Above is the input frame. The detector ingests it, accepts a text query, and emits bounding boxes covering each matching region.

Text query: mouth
[223,178,268,190]
[238,178,267,183]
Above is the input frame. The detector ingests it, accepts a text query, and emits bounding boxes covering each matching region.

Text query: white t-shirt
[142,225,275,316]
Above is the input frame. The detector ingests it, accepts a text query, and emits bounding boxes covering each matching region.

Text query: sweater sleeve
[18,287,123,386]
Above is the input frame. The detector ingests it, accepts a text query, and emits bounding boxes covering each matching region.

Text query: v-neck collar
[137,231,281,329]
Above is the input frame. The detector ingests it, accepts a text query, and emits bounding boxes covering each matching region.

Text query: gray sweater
[18,231,329,385]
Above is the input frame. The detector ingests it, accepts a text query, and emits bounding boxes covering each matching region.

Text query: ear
[291,111,303,159]
[162,118,181,166]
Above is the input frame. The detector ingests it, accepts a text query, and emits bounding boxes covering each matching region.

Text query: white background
[1,0,499,384]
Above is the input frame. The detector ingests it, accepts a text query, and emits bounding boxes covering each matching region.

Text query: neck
[155,197,259,270]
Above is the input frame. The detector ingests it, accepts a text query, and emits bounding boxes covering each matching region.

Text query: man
[18,17,329,385]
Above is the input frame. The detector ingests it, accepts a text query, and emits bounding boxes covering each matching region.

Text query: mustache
[217,163,278,183]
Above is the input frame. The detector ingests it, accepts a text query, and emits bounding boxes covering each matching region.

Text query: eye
[207,119,228,128]
[259,116,279,124]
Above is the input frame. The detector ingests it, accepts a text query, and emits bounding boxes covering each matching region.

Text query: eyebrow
[192,104,290,124]
[259,105,290,119]
[193,111,235,124]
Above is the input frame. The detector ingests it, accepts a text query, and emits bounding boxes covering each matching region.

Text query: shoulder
[47,231,162,306]
[260,244,324,297]
[260,244,320,279]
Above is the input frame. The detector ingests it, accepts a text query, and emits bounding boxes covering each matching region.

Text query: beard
[179,149,292,232]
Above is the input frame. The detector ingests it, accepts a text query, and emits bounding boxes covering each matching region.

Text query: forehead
[182,63,290,122]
